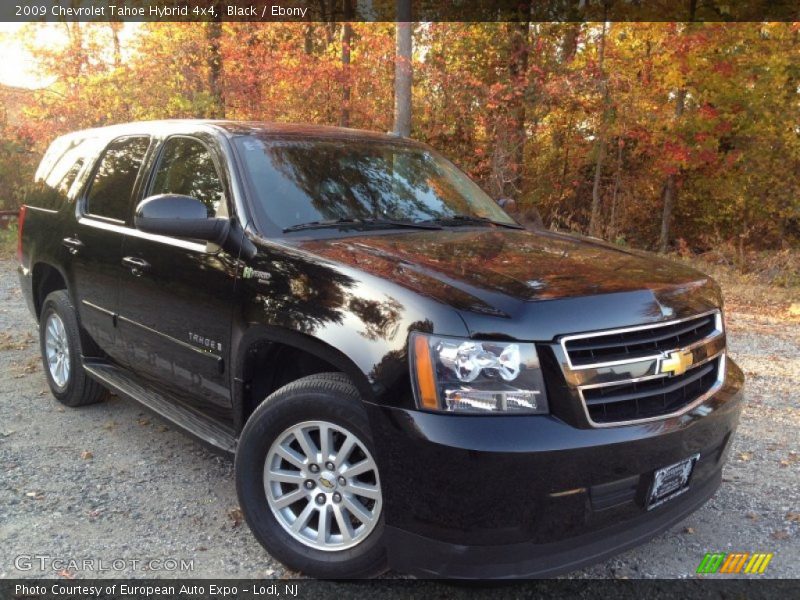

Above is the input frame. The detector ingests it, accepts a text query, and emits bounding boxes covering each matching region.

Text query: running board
[83,361,236,457]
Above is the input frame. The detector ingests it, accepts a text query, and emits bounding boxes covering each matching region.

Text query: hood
[291,228,722,339]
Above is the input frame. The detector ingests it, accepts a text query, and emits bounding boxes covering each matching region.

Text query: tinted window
[233,137,515,232]
[28,137,100,210]
[86,136,150,221]
[55,159,84,196]
[150,137,225,217]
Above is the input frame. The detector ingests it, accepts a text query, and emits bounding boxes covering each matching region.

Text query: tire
[39,290,106,407]
[235,372,387,578]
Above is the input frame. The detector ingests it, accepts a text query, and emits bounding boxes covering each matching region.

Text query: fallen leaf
[80,450,93,460]
[137,418,150,426]
[771,530,790,540]
[746,512,760,521]
[228,507,244,528]
[786,512,800,523]
[737,452,752,461]
[684,527,695,534]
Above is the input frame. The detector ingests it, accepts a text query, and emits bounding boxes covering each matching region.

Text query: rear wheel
[39,290,106,407]
[235,373,386,578]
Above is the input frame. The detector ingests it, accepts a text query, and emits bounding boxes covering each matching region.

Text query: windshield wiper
[283,218,360,232]
[421,215,524,230]
[283,217,442,233]
[363,218,442,230]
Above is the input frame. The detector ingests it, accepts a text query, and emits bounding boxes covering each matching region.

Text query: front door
[116,135,238,421]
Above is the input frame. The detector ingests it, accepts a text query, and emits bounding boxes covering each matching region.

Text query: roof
[56,119,414,144]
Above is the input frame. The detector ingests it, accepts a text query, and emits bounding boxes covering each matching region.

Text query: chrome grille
[582,356,722,424]
[558,310,726,427]
[564,313,717,367]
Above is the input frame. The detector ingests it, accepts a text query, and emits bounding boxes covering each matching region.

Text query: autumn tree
[3,21,798,253]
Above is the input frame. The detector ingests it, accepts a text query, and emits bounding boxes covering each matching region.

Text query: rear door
[69,135,151,363]
[116,134,239,420]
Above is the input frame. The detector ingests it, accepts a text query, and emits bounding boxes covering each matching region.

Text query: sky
[0,22,141,89]
[0,23,54,88]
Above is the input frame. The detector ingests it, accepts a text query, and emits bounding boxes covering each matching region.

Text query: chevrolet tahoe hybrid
[17,120,744,578]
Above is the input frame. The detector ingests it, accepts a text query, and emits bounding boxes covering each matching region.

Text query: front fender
[231,243,468,427]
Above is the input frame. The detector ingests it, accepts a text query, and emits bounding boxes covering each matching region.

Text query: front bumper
[365,357,744,578]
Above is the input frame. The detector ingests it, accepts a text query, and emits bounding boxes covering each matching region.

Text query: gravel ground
[0,257,797,580]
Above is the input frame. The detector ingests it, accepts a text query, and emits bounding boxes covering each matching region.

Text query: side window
[86,136,150,221]
[27,137,97,210]
[55,159,84,196]
[26,158,84,210]
[150,137,225,217]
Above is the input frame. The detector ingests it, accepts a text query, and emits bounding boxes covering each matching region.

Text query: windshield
[233,136,517,233]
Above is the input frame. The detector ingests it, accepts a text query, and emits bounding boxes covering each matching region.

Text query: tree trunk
[393,0,412,137]
[110,22,122,68]
[658,87,686,252]
[609,140,623,238]
[589,20,609,237]
[340,2,352,128]
[304,24,314,55]
[206,17,225,119]
[658,4,695,252]
[506,18,530,198]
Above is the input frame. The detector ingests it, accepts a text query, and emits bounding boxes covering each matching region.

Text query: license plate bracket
[647,453,700,510]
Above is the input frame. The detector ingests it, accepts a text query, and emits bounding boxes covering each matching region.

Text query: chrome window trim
[77,216,208,253]
[25,206,59,215]
[577,352,726,428]
[559,309,723,371]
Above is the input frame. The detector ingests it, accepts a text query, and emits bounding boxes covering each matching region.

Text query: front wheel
[235,373,386,578]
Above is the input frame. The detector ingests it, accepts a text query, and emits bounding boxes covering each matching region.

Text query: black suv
[18,120,744,578]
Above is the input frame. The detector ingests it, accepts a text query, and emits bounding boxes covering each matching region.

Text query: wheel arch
[232,325,376,433]
[31,262,71,321]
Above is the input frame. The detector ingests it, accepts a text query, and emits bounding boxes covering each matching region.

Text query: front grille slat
[565,314,716,367]
[567,318,712,353]
[560,311,725,426]
[583,358,720,424]
[584,361,716,406]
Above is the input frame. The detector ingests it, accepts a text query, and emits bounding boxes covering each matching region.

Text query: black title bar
[3,0,799,23]
[2,578,798,600]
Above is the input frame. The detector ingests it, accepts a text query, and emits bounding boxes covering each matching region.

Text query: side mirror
[134,194,230,245]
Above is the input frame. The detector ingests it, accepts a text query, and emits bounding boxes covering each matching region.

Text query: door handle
[122,256,150,277]
[62,237,84,255]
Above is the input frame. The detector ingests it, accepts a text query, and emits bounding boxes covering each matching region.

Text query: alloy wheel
[44,312,70,389]
[264,420,382,551]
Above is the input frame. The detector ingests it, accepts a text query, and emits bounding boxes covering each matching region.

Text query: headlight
[409,332,548,414]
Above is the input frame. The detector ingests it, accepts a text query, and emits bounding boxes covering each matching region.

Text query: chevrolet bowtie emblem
[660,349,694,376]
